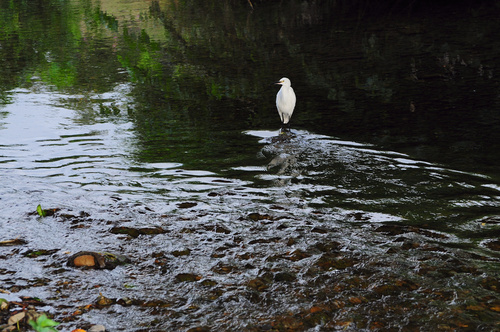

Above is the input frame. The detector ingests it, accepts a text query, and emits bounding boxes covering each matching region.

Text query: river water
[1,1,499,331]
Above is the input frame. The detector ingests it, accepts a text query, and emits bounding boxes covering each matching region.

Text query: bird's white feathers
[276,77,296,124]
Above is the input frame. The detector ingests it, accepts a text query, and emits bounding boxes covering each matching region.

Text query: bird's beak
[275,81,283,85]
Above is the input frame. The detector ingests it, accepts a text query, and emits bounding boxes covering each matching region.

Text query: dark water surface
[1,1,499,331]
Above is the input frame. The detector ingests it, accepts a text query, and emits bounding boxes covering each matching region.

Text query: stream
[1,0,499,331]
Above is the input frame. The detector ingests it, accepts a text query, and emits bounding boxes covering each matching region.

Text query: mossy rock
[67,251,131,269]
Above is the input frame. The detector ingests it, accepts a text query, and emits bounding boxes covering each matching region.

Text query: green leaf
[28,314,60,332]
[36,204,46,217]
[28,314,59,332]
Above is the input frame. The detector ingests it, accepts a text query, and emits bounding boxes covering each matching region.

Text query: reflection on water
[1,82,499,330]
[1,0,500,331]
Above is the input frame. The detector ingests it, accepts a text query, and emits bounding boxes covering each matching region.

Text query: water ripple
[1,86,499,331]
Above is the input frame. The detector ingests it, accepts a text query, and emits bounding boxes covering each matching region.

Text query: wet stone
[303,309,331,328]
[139,227,167,235]
[314,254,356,271]
[177,202,197,209]
[23,249,58,257]
[175,273,201,282]
[274,272,297,282]
[401,241,420,250]
[203,225,231,234]
[265,254,283,262]
[285,249,311,261]
[200,279,217,287]
[95,293,114,306]
[347,212,370,221]
[490,304,500,313]
[67,251,130,269]
[109,226,166,238]
[68,252,105,268]
[375,224,449,240]
[172,249,191,257]
[247,278,269,292]
[244,263,256,269]
[236,252,255,260]
[205,288,224,301]
[479,216,500,225]
[374,224,407,235]
[0,239,27,246]
[211,263,237,274]
[248,213,273,221]
[116,297,136,306]
[485,239,500,251]
[313,240,342,252]
[140,299,171,308]
[153,257,169,269]
[412,227,448,239]
[212,179,232,183]
[88,325,106,332]
[269,316,303,330]
[186,326,210,332]
[372,284,400,295]
[311,226,328,234]
[394,236,407,242]
[248,237,281,244]
[259,323,273,331]
[152,251,165,258]
[480,277,500,293]
[348,296,366,304]
[420,244,448,252]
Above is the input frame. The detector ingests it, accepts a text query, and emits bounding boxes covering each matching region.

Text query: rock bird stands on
[275,77,296,130]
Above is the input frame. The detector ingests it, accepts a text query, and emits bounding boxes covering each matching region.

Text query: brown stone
[73,255,96,267]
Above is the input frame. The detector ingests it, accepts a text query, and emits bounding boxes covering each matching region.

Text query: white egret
[275,77,296,127]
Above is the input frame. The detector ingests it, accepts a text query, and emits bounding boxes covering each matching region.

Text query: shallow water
[1,0,500,331]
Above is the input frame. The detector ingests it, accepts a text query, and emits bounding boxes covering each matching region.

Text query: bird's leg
[279,123,290,135]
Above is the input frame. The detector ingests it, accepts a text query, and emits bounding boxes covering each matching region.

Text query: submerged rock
[177,202,197,209]
[95,293,114,307]
[88,326,106,332]
[247,213,274,221]
[186,327,210,332]
[67,251,130,269]
[172,249,191,257]
[109,226,166,238]
[0,238,27,246]
[274,271,297,282]
[175,273,201,282]
[485,239,500,251]
[247,278,270,292]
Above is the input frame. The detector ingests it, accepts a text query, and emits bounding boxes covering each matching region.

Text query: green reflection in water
[1,0,500,175]
[0,0,124,94]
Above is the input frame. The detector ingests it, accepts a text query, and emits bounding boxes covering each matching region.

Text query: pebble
[88,324,106,332]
